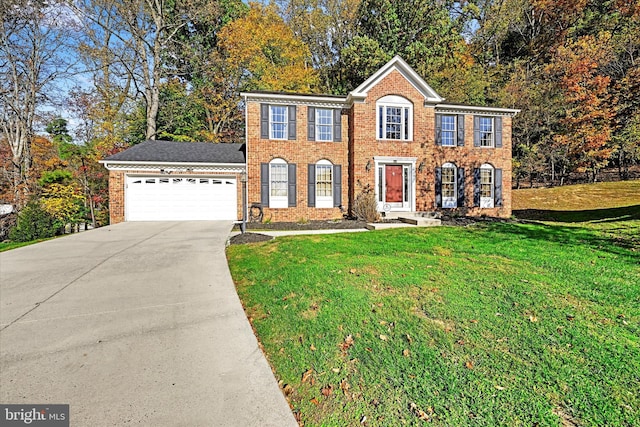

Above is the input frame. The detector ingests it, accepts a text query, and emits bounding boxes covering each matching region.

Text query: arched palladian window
[376,95,413,141]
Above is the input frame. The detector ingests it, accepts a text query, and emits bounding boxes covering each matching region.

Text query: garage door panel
[126,175,237,221]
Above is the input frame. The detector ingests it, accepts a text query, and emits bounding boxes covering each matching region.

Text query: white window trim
[315,108,333,142]
[376,95,413,141]
[441,115,457,147]
[442,162,457,208]
[316,159,333,208]
[479,116,495,148]
[269,158,288,208]
[269,106,288,140]
[480,163,494,208]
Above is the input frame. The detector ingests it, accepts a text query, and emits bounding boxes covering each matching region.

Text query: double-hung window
[316,109,333,141]
[270,106,288,140]
[316,161,333,208]
[377,95,412,141]
[480,165,494,208]
[441,115,456,146]
[270,159,288,208]
[442,164,457,208]
[479,117,494,147]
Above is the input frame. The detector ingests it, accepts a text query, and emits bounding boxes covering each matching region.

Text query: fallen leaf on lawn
[279,347,285,354]
[403,349,410,357]
[349,268,357,275]
[470,319,478,323]
[457,340,465,345]
[409,402,432,421]
[340,379,350,393]
[310,344,316,351]
[283,384,294,396]
[365,347,372,352]
[332,368,340,373]
[339,334,354,352]
[301,369,314,383]
[310,398,319,406]
[321,385,333,397]
[406,334,413,344]
[529,315,538,322]
[379,334,388,341]
[494,385,505,390]
[465,360,474,369]
[495,312,503,316]
[360,415,367,424]
[379,320,388,325]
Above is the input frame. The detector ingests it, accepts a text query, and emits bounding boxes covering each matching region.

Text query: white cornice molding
[435,104,520,116]
[100,160,246,174]
[349,56,445,104]
[241,92,347,108]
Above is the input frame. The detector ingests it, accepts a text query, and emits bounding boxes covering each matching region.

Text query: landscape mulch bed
[229,216,513,245]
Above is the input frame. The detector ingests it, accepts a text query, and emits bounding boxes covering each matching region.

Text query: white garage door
[126,175,237,221]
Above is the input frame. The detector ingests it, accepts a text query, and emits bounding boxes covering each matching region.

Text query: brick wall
[245,102,349,222]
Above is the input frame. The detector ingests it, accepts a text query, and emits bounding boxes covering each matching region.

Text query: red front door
[385,165,403,202]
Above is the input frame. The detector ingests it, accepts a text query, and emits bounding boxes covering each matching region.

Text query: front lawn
[227,222,639,426]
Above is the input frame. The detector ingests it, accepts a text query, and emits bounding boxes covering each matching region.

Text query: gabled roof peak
[348,56,445,104]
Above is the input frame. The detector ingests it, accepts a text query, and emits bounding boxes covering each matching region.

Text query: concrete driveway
[0,221,297,426]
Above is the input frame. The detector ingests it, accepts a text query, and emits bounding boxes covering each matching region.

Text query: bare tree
[72,0,217,141]
[0,0,74,205]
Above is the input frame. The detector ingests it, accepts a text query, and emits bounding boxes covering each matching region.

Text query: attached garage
[126,175,237,221]
[101,140,246,224]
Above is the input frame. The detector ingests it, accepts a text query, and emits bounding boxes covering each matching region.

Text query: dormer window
[376,95,412,141]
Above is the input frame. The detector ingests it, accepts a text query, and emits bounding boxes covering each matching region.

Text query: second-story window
[316,109,333,141]
[479,117,494,147]
[441,115,456,146]
[377,95,412,141]
[270,106,288,140]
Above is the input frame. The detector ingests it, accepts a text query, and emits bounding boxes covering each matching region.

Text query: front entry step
[397,212,442,227]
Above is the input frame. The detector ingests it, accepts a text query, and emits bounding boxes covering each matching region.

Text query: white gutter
[436,104,520,115]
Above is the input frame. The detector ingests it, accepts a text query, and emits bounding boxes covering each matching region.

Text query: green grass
[0,238,55,252]
[228,223,639,426]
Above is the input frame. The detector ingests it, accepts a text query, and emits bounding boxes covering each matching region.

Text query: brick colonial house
[102,56,518,223]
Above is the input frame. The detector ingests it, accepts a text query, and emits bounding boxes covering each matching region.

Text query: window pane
[386,106,402,139]
[316,109,333,141]
[270,106,287,139]
[480,168,493,198]
[442,115,456,146]
[270,163,288,197]
[480,117,493,147]
[442,167,456,198]
[316,164,332,197]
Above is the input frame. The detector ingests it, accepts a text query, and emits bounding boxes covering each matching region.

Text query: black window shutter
[307,107,315,141]
[457,115,465,146]
[473,116,480,147]
[333,109,342,142]
[333,165,342,207]
[288,163,297,206]
[288,106,296,140]
[457,167,465,207]
[495,117,503,148]
[260,163,269,206]
[435,167,442,208]
[473,168,480,206]
[307,164,316,207]
[494,168,503,206]
[435,114,442,146]
[260,104,269,139]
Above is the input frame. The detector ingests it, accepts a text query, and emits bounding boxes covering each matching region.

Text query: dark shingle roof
[104,140,246,164]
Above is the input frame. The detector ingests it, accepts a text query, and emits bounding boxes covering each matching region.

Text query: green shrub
[9,199,60,242]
